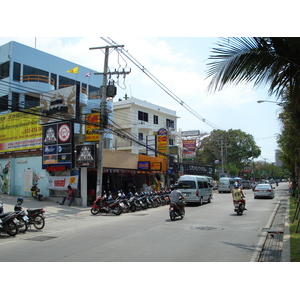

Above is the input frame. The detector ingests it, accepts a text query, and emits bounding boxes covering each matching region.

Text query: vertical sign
[85,113,100,142]
[157,128,168,158]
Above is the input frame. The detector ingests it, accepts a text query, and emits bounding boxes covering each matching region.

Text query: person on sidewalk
[60,185,75,206]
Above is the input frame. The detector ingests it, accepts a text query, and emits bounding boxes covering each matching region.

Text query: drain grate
[25,236,57,242]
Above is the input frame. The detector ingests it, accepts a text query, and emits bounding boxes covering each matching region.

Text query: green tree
[206,37,300,111]
[198,129,261,175]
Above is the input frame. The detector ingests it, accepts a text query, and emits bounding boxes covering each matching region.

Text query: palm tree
[206,37,300,111]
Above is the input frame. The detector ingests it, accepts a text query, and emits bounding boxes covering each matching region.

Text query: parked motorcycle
[14,198,45,230]
[31,183,43,201]
[0,199,27,234]
[233,200,245,215]
[91,193,123,215]
[0,211,19,236]
[169,202,184,221]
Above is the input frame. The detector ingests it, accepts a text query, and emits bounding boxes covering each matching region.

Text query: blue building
[0,41,111,202]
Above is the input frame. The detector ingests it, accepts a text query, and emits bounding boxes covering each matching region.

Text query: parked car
[254,184,275,199]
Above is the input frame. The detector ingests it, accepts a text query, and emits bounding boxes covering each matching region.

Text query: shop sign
[150,162,161,171]
[75,144,96,168]
[85,113,100,142]
[47,175,79,190]
[138,161,150,170]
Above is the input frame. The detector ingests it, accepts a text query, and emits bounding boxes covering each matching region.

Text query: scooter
[233,200,245,215]
[14,198,45,230]
[31,183,43,201]
[0,200,28,233]
[0,211,19,236]
[91,193,123,215]
[169,202,185,221]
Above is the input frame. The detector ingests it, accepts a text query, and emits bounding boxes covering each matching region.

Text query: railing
[58,85,87,95]
[20,75,55,86]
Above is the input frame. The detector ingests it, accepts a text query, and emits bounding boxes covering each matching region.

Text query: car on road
[254,184,275,199]
[241,180,251,189]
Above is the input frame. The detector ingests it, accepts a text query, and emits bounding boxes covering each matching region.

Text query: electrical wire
[101,37,224,130]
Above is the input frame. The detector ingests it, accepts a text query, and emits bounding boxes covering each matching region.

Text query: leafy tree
[198,129,261,175]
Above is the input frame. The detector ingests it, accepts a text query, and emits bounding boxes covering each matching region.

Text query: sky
[0,36,282,162]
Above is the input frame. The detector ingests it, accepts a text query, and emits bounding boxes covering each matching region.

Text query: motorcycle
[169,202,185,221]
[14,199,45,230]
[0,211,19,236]
[91,193,123,215]
[233,200,245,215]
[31,183,43,201]
[0,200,27,234]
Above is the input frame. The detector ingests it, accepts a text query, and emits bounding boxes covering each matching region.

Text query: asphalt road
[0,183,288,262]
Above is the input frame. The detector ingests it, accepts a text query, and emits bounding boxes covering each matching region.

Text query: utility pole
[89,44,130,196]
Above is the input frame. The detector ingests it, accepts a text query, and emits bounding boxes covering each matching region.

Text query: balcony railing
[20,75,55,86]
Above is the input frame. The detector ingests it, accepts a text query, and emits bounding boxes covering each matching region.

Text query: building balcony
[20,75,55,93]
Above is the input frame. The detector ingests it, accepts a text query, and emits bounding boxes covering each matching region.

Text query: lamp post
[257,100,283,106]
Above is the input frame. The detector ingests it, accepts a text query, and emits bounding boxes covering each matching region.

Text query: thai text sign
[0,108,42,154]
[47,175,79,190]
[157,128,168,158]
[85,113,100,142]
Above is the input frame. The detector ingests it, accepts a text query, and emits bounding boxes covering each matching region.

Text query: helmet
[17,197,24,203]
[234,182,239,188]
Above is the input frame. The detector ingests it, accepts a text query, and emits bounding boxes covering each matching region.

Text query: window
[153,115,158,124]
[0,95,8,112]
[138,111,148,122]
[169,138,174,146]
[25,94,39,109]
[166,119,175,128]
[23,65,48,77]
[178,181,196,189]
[59,75,79,87]
[138,132,144,141]
[13,62,20,81]
[51,73,57,88]
[0,62,9,79]
[12,92,19,110]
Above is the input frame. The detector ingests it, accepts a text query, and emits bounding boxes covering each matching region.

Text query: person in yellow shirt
[232,182,247,210]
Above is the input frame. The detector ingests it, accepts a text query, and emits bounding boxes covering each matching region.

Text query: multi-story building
[112,97,179,154]
[0,41,172,203]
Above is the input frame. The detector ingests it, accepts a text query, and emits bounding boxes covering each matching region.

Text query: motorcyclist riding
[170,184,186,214]
[232,182,247,210]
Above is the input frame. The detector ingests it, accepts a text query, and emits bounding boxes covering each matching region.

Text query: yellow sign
[0,108,42,153]
[85,113,100,142]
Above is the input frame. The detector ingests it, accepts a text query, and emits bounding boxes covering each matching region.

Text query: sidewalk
[256,195,290,262]
[0,194,90,220]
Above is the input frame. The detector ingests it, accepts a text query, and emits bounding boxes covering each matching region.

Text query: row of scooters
[91,190,172,216]
[0,197,45,237]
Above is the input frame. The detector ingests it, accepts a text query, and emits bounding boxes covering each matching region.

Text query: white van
[177,175,213,205]
[218,177,234,193]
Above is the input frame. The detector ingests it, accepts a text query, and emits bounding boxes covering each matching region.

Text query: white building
[112,97,180,154]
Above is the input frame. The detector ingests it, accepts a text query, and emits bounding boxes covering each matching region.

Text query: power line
[101,37,224,130]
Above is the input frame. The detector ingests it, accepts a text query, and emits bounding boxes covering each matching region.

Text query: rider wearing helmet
[17,197,24,203]
[232,182,246,209]
[170,184,186,214]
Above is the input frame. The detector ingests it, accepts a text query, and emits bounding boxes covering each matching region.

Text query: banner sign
[182,164,215,176]
[157,128,168,158]
[47,175,79,190]
[85,113,100,142]
[0,107,42,154]
[76,144,96,167]
[182,139,196,157]
[42,121,73,169]
[40,85,80,125]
